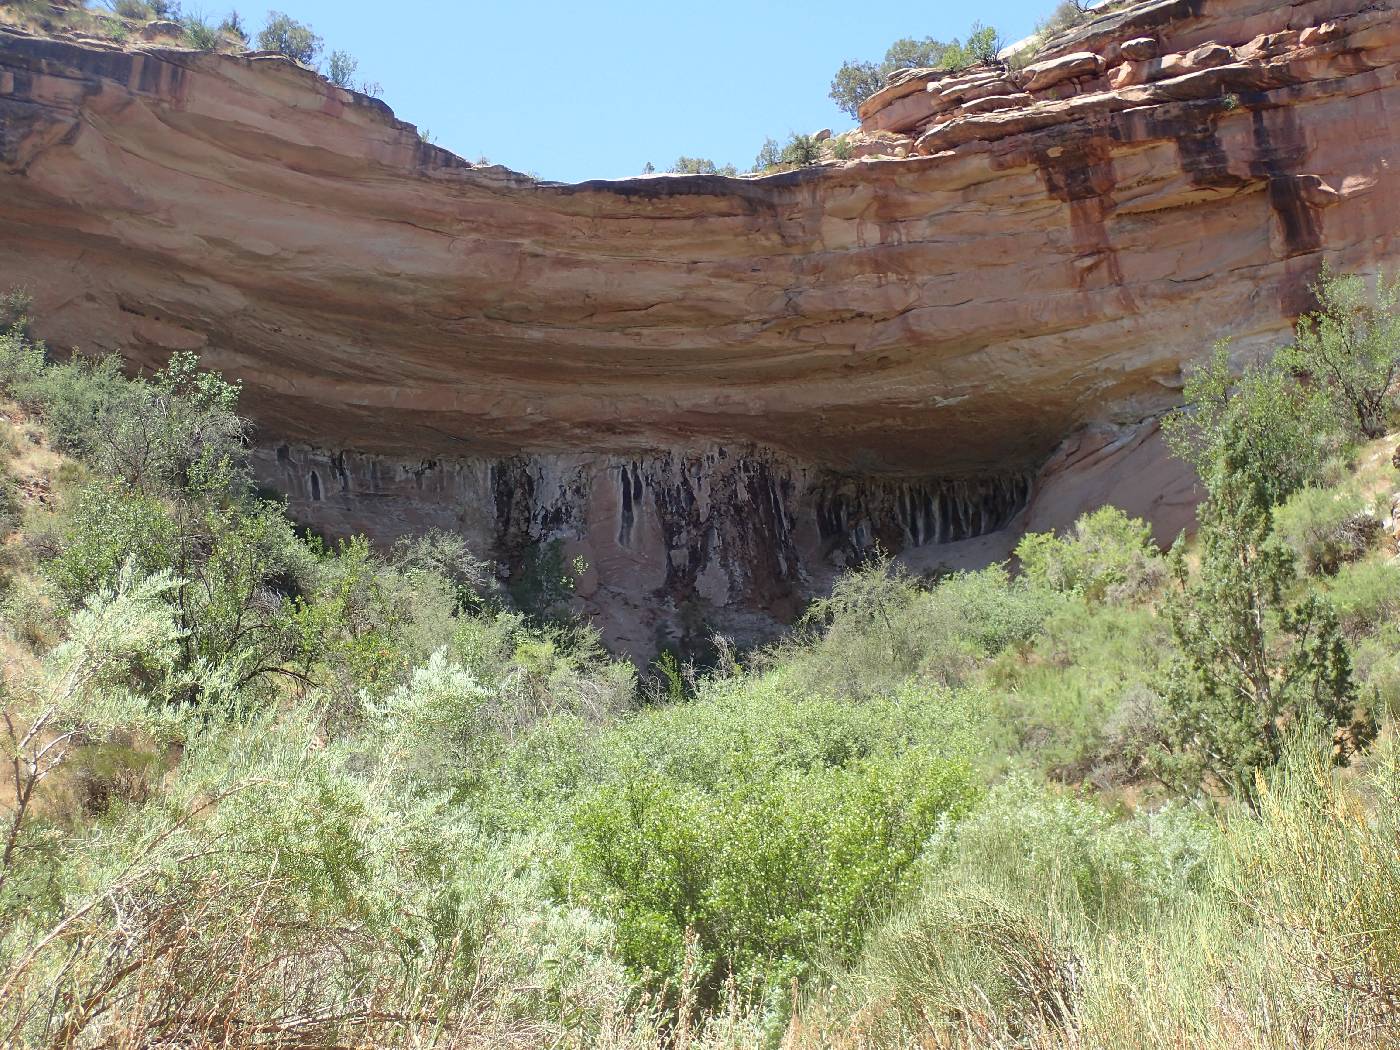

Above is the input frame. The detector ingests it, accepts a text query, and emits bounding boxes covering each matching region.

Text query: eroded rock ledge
[1,0,1397,652]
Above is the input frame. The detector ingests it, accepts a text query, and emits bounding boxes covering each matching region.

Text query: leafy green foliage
[827,61,885,120]
[326,48,357,87]
[0,336,129,456]
[779,558,1052,698]
[964,22,1004,65]
[1272,485,1378,576]
[1325,558,1400,637]
[1162,342,1334,513]
[218,10,247,42]
[1153,349,1360,803]
[829,776,1210,1044]
[112,0,155,17]
[507,538,585,620]
[986,601,1172,782]
[779,133,822,168]
[256,10,320,64]
[571,683,979,998]
[1155,516,1357,803]
[751,133,828,173]
[1035,0,1095,42]
[392,527,501,612]
[828,26,1002,118]
[44,481,313,704]
[0,288,31,336]
[182,15,218,48]
[1016,506,1162,603]
[669,157,738,176]
[1281,267,1400,439]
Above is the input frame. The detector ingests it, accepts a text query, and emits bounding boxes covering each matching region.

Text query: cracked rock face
[1,0,1397,654]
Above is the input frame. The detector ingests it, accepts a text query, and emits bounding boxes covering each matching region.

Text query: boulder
[1022,51,1106,92]
[938,76,1018,104]
[1184,42,1236,70]
[856,68,944,122]
[1300,21,1345,47]
[138,19,183,40]
[1120,36,1160,61]
[961,92,1033,114]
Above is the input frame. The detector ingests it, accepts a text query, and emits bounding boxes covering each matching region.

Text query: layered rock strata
[1,0,1398,651]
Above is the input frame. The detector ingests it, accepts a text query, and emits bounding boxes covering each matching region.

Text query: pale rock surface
[1022,51,1108,92]
[961,93,1033,115]
[1120,36,1161,60]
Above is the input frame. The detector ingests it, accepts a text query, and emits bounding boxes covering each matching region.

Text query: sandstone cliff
[1,0,1397,654]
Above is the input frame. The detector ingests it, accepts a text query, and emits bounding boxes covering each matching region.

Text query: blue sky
[242,0,1056,183]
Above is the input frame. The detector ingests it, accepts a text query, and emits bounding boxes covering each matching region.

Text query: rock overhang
[1,0,1397,650]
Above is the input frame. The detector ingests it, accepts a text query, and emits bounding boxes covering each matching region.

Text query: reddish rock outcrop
[1,0,1397,653]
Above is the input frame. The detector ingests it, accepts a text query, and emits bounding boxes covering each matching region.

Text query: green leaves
[1016,506,1162,604]
[1281,267,1400,440]
[828,26,1004,118]
[569,686,979,1000]
[256,11,321,65]
[1154,344,1361,804]
[1161,341,1334,516]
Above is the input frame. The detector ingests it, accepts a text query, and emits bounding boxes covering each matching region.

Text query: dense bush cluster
[0,261,1399,1049]
[829,22,1004,118]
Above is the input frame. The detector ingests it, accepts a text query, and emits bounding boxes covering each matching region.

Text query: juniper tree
[1151,345,1359,804]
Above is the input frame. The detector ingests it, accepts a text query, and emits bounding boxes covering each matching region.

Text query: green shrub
[1280,267,1400,440]
[182,15,218,48]
[965,21,1003,65]
[0,337,128,457]
[112,0,155,18]
[1351,633,1400,720]
[507,538,585,619]
[0,471,20,538]
[832,777,1211,1043]
[0,288,31,336]
[570,682,980,1000]
[43,481,181,605]
[1155,355,1360,803]
[1324,557,1400,635]
[392,527,501,612]
[752,136,783,171]
[669,157,738,176]
[775,558,1052,700]
[1162,341,1335,513]
[1,701,630,1046]
[256,11,321,64]
[1217,742,1400,1032]
[988,601,1172,781]
[1016,506,1163,603]
[45,481,318,704]
[828,32,998,118]
[219,10,248,42]
[1035,0,1094,42]
[779,133,822,168]
[828,60,886,119]
[1273,485,1378,576]
[326,48,357,87]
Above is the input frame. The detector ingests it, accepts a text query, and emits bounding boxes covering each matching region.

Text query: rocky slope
[1,0,1397,654]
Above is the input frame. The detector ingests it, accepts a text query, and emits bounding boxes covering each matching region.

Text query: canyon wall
[1,0,1398,653]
